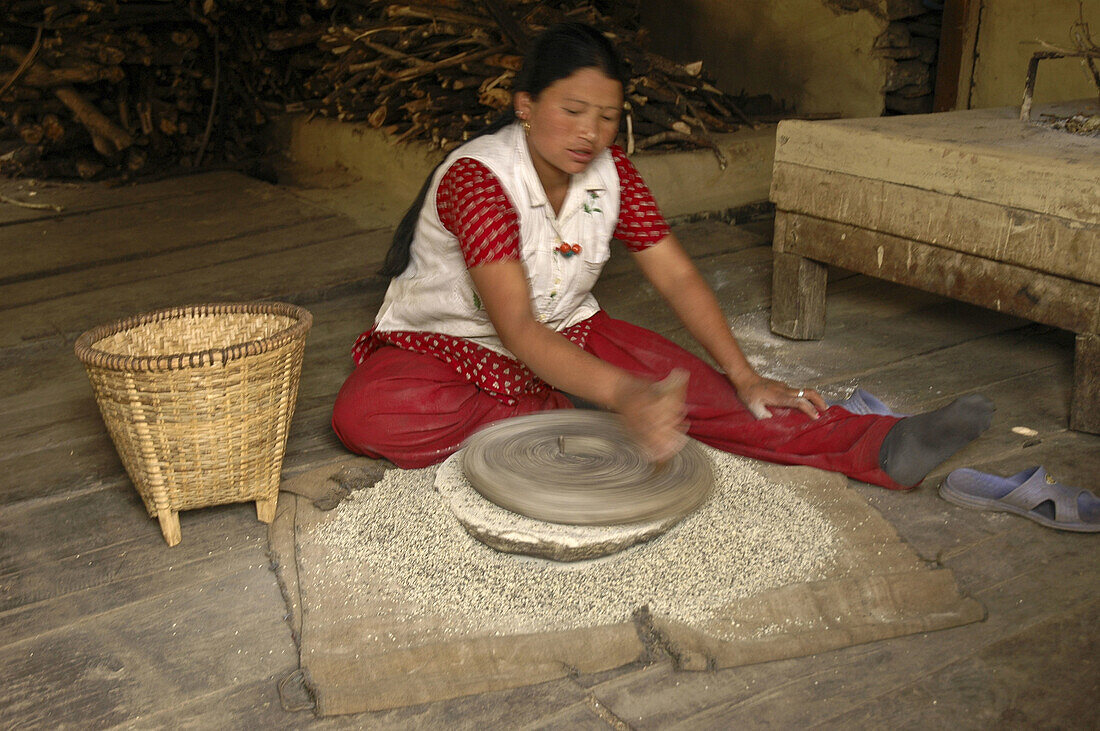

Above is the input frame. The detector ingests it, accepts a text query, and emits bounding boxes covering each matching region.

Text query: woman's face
[514,67,623,188]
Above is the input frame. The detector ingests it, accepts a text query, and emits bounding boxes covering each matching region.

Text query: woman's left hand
[735,375,828,420]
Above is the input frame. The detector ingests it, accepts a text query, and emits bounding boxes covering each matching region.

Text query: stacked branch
[267,1,780,161]
[1,0,784,180]
[0,0,281,179]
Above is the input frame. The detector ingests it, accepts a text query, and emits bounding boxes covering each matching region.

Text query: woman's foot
[879,394,995,487]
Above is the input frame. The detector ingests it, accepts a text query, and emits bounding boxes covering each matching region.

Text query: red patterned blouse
[353,146,671,405]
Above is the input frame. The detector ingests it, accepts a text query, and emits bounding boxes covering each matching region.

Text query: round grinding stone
[435,449,702,562]
[460,410,714,526]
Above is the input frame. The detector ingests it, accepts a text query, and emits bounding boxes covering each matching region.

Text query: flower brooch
[556,242,582,258]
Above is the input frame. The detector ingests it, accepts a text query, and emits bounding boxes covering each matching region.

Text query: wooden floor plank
[0,280,379,422]
[722,298,1035,400]
[602,218,769,280]
[1,173,1094,727]
[0,395,101,456]
[0,563,296,729]
[0,288,386,508]
[2,215,363,310]
[819,599,1099,728]
[578,309,1093,728]
[0,486,263,585]
[0,222,785,467]
[1,228,392,347]
[810,595,1099,728]
[0,171,253,226]
[110,677,308,731]
[660,287,1033,406]
[120,674,603,730]
[0,538,262,647]
[1,180,336,285]
[849,389,1088,563]
[819,324,1070,413]
[592,554,1097,730]
[0,334,82,400]
[595,245,864,349]
[520,700,613,731]
[1,434,127,508]
[0,479,260,570]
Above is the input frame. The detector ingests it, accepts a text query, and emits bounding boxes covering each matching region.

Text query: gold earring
[522,119,531,134]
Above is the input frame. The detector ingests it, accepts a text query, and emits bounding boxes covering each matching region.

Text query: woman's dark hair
[379,22,628,277]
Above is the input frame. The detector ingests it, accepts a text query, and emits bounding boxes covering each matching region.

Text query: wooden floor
[1,172,1096,729]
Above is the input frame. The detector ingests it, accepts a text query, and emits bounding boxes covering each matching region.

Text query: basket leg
[157,508,181,546]
[256,496,278,524]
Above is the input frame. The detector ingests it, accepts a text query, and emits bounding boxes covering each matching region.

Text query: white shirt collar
[512,122,608,213]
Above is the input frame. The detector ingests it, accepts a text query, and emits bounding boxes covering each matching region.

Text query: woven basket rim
[74,301,312,372]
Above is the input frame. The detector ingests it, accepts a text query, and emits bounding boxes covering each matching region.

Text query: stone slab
[435,450,686,562]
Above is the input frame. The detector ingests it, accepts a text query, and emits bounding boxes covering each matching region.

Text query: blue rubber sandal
[831,387,906,417]
[940,466,1100,533]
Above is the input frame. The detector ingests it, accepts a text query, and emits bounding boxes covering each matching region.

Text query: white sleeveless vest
[373,122,621,358]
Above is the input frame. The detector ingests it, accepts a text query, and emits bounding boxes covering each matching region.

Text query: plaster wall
[969,0,1100,109]
[270,115,777,228]
[641,0,891,118]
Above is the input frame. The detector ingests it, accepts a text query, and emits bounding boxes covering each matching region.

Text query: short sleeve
[611,146,672,252]
[435,158,521,268]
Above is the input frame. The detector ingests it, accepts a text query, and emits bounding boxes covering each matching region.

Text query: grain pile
[309,446,839,647]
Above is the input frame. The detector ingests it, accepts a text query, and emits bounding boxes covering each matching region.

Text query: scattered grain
[308,446,839,647]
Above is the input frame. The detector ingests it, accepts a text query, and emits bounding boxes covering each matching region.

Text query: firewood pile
[0,1,784,181]
[270,1,783,162]
[1,1,243,180]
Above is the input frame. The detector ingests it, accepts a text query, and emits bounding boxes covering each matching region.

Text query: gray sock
[879,394,994,487]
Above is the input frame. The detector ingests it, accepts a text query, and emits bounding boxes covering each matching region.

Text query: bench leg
[1070,332,1100,434]
[771,249,827,340]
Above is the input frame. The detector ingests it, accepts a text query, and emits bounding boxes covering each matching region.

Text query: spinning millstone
[435,410,714,562]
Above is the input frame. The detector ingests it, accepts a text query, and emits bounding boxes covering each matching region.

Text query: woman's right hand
[612,369,690,462]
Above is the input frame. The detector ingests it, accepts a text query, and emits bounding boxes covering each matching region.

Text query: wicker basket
[75,302,312,546]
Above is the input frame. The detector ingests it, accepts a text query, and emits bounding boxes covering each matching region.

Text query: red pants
[332,311,906,488]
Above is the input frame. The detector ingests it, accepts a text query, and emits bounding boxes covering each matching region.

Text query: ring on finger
[796,389,805,399]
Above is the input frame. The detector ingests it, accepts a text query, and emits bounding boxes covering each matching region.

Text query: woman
[332,22,993,489]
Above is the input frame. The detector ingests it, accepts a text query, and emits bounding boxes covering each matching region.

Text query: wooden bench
[768,100,1100,432]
